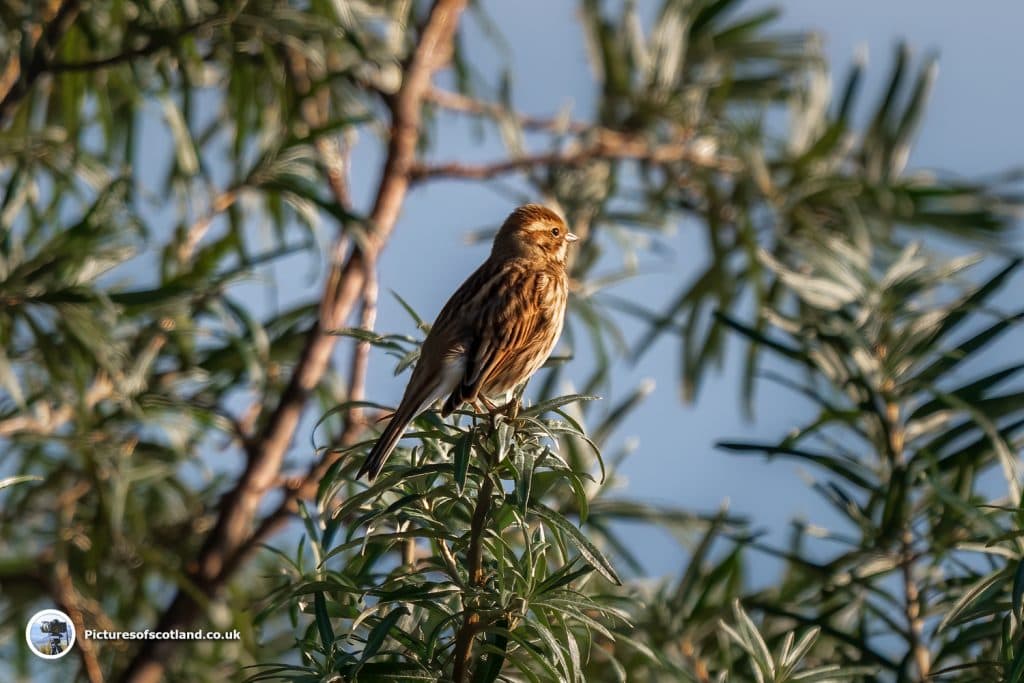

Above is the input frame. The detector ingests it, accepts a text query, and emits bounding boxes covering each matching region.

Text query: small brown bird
[358,204,576,481]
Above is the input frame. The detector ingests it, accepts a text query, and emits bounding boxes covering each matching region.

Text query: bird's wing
[445,265,550,410]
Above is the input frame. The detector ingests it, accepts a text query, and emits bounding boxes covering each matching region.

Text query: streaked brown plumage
[358,204,576,481]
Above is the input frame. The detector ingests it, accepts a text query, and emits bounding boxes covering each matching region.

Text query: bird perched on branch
[358,204,576,481]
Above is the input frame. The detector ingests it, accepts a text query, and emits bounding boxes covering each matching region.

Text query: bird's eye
[551,228,560,237]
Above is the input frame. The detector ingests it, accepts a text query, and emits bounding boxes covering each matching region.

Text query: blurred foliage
[1,0,1023,681]
[714,240,1024,681]
[557,3,1022,405]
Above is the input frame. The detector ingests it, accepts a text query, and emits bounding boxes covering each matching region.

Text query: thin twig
[451,474,495,683]
[678,638,711,683]
[903,527,930,680]
[341,263,378,442]
[409,131,739,183]
[177,189,240,263]
[882,373,930,681]
[426,87,588,134]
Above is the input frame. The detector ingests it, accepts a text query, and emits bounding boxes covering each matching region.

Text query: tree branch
[0,374,112,438]
[902,528,929,680]
[409,131,740,183]
[54,559,105,683]
[886,396,930,681]
[116,2,468,681]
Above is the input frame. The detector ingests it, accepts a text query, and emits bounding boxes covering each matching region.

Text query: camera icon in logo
[25,609,76,659]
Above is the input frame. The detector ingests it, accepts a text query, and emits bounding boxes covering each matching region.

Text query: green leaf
[938,569,1007,632]
[910,307,1024,386]
[452,431,473,494]
[910,363,1024,422]
[533,503,621,585]
[313,591,334,650]
[536,563,595,595]
[0,474,42,490]
[1013,560,1024,623]
[391,290,428,331]
[359,606,408,664]
[718,441,876,490]
[472,618,509,683]
[715,311,810,365]
[520,394,600,418]
[908,258,1021,360]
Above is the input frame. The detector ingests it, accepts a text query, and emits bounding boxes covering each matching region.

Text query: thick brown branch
[369,4,465,237]
[54,560,105,683]
[116,2,467,681]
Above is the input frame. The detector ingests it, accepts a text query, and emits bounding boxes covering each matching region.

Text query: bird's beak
[566,232,579,242]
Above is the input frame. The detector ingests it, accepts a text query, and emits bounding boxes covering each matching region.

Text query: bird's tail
[357,399,420,481]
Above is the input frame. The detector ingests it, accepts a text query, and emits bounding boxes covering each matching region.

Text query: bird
[358,204,577,481]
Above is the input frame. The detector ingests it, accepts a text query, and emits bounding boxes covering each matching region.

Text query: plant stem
[452,474,495,682]
[902,526,929,680]
[885,390,930,681]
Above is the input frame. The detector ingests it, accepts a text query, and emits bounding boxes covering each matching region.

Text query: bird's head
[492,204,577,265]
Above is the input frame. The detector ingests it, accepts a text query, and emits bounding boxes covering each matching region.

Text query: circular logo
[25,609,76,659]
